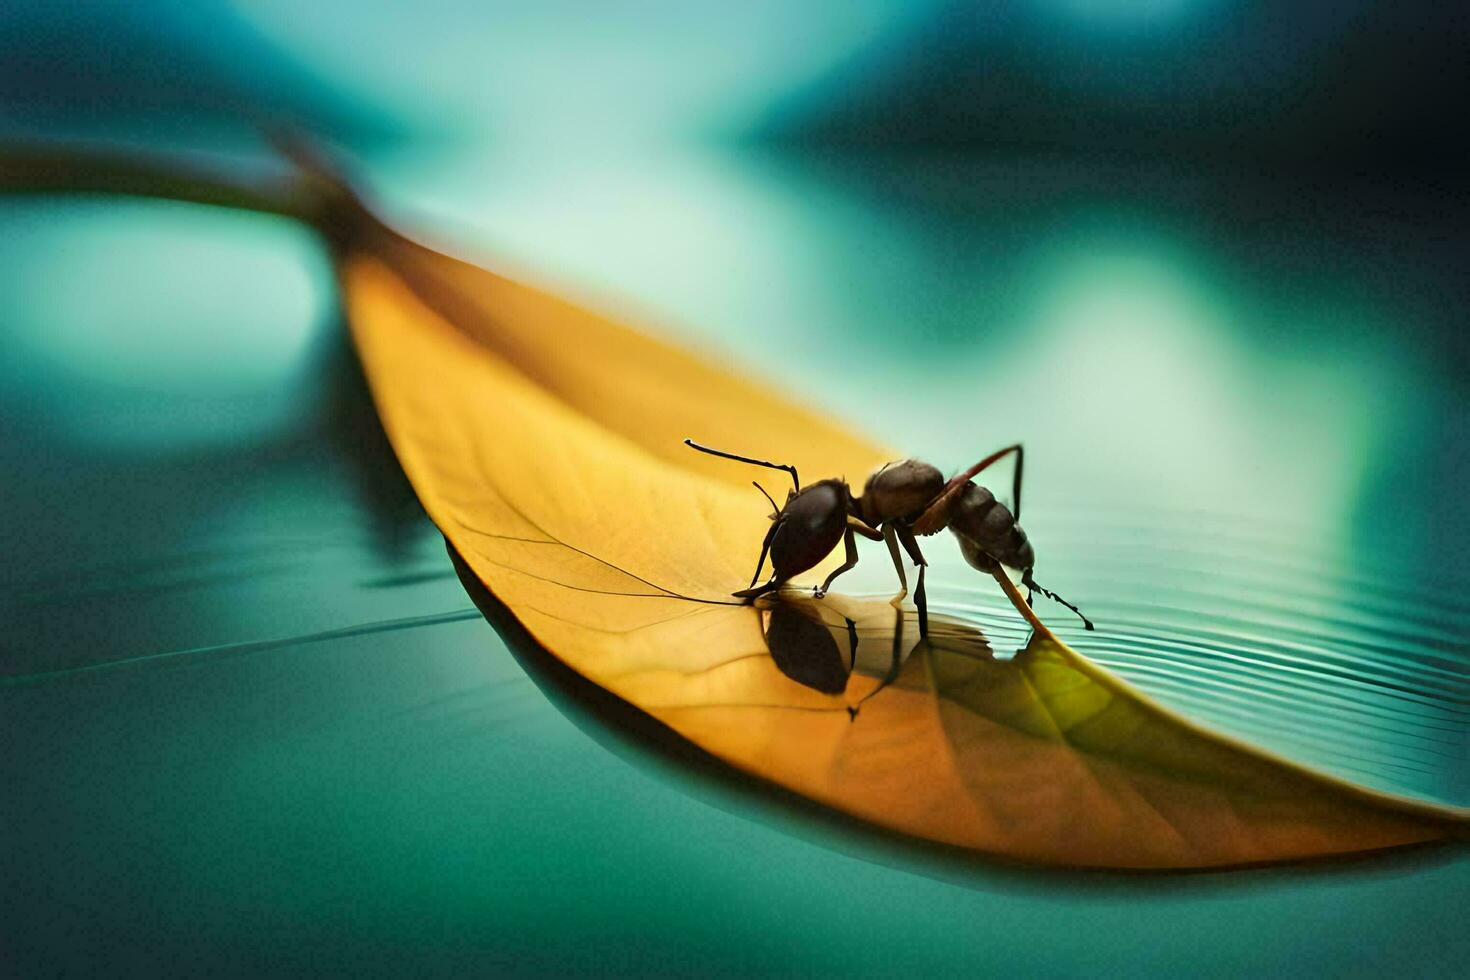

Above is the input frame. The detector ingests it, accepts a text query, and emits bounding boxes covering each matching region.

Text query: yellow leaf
[342,225,1467,870]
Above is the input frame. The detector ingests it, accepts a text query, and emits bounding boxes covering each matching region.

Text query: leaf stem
[0,143,316,222]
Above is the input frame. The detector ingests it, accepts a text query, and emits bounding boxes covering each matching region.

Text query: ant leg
[816,528,860,598]
[847,515,884,541]
[882,523,909,602]
[1023,573,1094,630]
[912,443,1024,534]
[849,602,906,721]
[733,578,783,600]
[895,525,929,639]
[989,567,1049,635]
[1007,444,1024,522]
[748,520,781,589]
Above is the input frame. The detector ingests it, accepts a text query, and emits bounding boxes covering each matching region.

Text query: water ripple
[920,523,1469,807]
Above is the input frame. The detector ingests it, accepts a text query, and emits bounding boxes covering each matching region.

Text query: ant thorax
[860,458,945,525]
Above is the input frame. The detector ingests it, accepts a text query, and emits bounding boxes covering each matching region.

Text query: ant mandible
[684,438,1092,638]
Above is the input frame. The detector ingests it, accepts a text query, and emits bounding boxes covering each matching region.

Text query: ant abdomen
[949,483,1035,573]
[861,459,945,525]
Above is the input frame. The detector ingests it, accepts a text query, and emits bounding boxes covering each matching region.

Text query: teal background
[2,2,1467,975]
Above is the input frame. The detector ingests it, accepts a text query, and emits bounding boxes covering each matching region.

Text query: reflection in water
[943,509,1470,805]
[760,594,922,713]
[0,197,438,679]
[0,197,334,450]
[450,566,1466,869]
[759,584,1466,801]
[311,315,431,562]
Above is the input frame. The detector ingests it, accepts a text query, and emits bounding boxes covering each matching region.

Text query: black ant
[684,438,1092,638]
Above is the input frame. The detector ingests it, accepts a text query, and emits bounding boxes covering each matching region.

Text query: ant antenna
[751,481,779,517]
[1022,573,1094,631]
[684,438,800,492]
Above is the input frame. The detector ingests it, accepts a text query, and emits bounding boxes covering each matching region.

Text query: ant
[684,438,1092,638]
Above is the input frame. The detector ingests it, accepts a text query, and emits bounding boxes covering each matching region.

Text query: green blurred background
[2,2,1466,975]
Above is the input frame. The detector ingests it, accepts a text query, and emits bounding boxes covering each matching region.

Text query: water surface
[2,146,1466,974]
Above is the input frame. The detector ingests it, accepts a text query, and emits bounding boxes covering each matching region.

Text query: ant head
[784,479,851,518]
[752,477,852,525]
[860,458,944,525]
[766,480,854,580]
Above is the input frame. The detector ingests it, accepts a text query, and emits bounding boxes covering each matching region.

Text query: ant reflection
[758,592,944,720]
